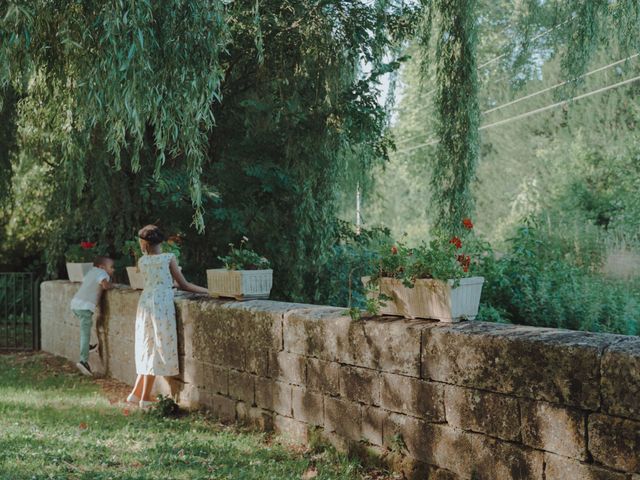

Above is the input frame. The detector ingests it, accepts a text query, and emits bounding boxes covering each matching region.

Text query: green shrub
[477,219,640,335]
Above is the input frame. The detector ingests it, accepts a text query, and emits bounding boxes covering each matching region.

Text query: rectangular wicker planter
[207,269,273,300]
[362,276,485,322]
[66,262,93,283]
[126,266,145,290]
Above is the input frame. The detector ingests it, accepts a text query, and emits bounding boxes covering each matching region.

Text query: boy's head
[94,256,115,276]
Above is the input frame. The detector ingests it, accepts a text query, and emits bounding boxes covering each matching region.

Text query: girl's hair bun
[138,224,167,246]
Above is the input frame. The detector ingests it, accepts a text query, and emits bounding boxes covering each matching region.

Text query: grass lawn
[0,353,393,480]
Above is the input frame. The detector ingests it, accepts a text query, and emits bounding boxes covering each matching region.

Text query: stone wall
[41,281,640,480]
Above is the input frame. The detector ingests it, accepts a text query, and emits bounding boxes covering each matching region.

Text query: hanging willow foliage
[418,0,479,235]
[0,1,229,230]
[415,0,639,234]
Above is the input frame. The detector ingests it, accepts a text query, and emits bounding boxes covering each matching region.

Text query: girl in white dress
[127,225,208,408]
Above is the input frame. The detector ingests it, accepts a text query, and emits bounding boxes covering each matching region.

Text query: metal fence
[0,273,39,351]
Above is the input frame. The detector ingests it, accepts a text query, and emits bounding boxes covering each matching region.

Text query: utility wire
[395,52,640,147]
[413,16,576,103]
[483,52,639,115]
[394,73,640,156]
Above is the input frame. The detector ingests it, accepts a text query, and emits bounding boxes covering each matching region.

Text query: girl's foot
[139,400,155,409]
[126,393,140,404]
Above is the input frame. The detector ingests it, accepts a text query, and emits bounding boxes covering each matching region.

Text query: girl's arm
[169,257,208,294]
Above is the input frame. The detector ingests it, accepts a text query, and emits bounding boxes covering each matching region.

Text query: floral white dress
[134,253,179,376]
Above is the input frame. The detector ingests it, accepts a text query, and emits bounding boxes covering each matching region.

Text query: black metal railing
[0,273,39,351]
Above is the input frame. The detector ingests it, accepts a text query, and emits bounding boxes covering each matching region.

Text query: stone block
[339,366,381,406]
[445,385,520,441]
[207,393,237,422]
[544,453,627,480]
[601,337,640,421]
[520,399,586,459]
[292,386,324,426]
[269,351,306,385]
[362,406,385,446]
[589,413,640,472]
[254,377,292,416]
[422,322,607,409]
[228,370,255,403]
[245,349,269,377]
[179,356,207,387]
[220,301,284,351]
[284,310,425,376]
[236,401,274,431]
[307,358,340,395]
[324,397,362,440]
[380,373,445,422]
[274,415,309,444]
[204,363,228,395]
[382,414,543,479]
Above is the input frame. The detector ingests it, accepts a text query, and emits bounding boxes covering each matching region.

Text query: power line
[414,16,576,101]
[394,73,640,156]
[395,52,640,147]
[483,52,639,115]
[479,73,640,130]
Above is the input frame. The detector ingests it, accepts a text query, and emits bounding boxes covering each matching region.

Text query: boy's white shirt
[70,267,110,313]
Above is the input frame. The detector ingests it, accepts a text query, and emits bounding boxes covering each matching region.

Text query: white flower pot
[66,262,93,283]
[362,276,485,322]
[207,269,273,300]
[126,266,145,290]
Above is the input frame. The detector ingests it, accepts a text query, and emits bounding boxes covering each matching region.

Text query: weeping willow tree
[0,1,415,301]
[413,0,640,234]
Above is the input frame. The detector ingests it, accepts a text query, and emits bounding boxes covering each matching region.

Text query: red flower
[79,422,88,430]
[457,254,471,272]
[390,246,398,255]
[462,218,474,230]
[80,241,96,249]
[449,236,462,249]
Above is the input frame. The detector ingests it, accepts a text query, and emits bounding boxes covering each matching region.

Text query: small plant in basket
[208,237,272,299]
[218,236,270,270]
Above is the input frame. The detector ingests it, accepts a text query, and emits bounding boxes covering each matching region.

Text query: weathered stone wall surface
[41,281,640,480]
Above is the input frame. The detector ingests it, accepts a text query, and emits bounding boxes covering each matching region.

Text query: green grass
[0,353,383,480]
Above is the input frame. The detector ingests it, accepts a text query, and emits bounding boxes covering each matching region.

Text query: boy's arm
[100,278,113,290]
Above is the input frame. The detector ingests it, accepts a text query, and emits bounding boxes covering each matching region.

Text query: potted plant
[207,237,272,300]
[362,219,485,322]
[122,236,182,290]
[66,241,99,282]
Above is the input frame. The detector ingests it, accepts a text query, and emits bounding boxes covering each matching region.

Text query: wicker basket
[363,276,484,322]
[207,269,273,300]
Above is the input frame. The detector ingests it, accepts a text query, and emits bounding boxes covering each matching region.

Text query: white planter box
[126,266,145,290]
[207,269,273,300]
[363,276,485,322]
[66,262,93,283]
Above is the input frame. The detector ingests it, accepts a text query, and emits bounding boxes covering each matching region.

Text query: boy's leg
[74,310,94,363]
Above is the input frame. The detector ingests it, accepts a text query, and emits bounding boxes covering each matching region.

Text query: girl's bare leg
[130,374,144,399]
[141,374,156,401]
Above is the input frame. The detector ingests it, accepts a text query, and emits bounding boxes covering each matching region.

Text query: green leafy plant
[218,237,270,271]
[150,395,180,419]
[65,242,101,263]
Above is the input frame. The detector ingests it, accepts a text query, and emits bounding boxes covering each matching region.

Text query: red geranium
[390,245,398,255]
[80,241,96,249]
[462,218,474,230]
[457,254,471,272]
[449,236,462,249]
